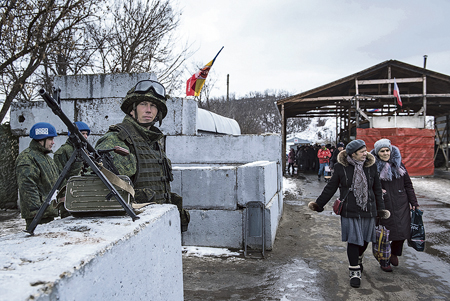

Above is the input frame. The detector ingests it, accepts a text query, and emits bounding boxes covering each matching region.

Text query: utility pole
[227,74,229,102]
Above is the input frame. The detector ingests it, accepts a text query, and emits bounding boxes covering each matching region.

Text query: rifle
[25,89,139,235]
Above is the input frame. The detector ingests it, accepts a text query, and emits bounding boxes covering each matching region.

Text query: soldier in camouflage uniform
[96,79,189,231]
[16,122,60,228]
[54,121,91,181]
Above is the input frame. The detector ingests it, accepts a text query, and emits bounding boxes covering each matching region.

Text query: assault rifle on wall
[25,89,139,235]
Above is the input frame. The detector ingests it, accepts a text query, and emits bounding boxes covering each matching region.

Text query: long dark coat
[371,146,419,241]
[315,150,385,218]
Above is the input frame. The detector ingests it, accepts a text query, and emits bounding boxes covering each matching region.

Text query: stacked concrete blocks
[0,205,183,300]
[10,72,284,253]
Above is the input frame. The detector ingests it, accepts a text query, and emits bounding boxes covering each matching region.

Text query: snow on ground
[182,246,241,258]
[283,177,299,195]
[410,177,450,205]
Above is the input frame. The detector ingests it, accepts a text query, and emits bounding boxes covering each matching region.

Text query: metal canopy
[276,59,450,172]
[277,59,450,119]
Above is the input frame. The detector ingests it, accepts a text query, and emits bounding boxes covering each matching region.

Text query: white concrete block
[0,204,183,301]
[267,194,280,249]
[76,98,124,135]
[237,161,278,206]
[54,73,157,99]
[182,209,243,249]
[10,100,74,136]
[173,166,238,210]
[166,134,281,164]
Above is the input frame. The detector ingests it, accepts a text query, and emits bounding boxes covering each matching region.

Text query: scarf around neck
[347,155,368,211]
[372,145,406,181]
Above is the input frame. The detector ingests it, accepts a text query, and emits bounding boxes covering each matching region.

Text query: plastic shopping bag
[408,209,425,252]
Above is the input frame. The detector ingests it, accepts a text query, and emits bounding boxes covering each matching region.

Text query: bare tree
[0,0,102,123]
[89,0,191,95]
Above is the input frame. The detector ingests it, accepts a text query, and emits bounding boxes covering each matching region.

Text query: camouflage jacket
[15,139,59,220]
[95,115,172,203]
[54,138,84,180]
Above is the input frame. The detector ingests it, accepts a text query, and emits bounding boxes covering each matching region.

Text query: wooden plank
[357,78,424,85]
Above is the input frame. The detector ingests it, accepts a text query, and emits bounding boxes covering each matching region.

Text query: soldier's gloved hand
[308,202,324,212]
[378,209,391,219]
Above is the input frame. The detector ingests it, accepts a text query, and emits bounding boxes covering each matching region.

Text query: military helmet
[30,122,57,140]
[121,80,168,120]
[68,121,90,136]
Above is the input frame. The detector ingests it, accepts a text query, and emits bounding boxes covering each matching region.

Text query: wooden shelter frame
[277,60,450,173]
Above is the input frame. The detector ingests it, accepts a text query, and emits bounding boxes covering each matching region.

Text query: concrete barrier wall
[9,73,284,253]
[166,134,281,164]
[0,205,183,301]
[173,161,282,250]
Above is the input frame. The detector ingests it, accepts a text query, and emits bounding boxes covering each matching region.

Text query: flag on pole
[186,47,224,97]
[393,78,402,107]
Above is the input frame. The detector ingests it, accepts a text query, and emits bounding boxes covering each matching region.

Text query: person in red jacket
[317,143,331,181]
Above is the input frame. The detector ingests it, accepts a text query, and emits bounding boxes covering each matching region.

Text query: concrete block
[76,98,124,135]
[182,209,243,249]
[160,97,197,136]
[54,73,157,99]
[10,100,74,136]
[166,134,281,164]
[0,204,183,301]
[266,194,280,249]
[237,161,278,206]
[172,166,238,210]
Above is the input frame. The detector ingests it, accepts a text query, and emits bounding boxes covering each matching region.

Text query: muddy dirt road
[183,172,450,301]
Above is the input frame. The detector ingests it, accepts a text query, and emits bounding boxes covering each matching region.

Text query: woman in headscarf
[308,139,390,288]
[371,138,420,272]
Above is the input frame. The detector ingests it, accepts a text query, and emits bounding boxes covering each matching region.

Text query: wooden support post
[423,76,427,128]
[281,103,286,175]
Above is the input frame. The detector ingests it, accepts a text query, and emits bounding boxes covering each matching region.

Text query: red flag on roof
[393,78,402,107]
[186,47,224,97]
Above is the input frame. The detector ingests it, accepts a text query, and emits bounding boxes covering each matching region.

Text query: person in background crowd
[308,139,390,288]
[371,138,420,272]
[317,143,331,181]
[330,142,345,171]
[16,122,60,228]
[288,148,296,176]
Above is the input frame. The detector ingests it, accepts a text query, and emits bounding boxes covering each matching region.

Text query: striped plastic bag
[372,225,391,267]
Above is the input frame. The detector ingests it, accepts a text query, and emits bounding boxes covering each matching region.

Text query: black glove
[377,209,391,219]
[308,202,324,212]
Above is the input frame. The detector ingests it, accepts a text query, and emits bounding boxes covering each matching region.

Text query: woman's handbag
[332,186,352,215]
[372,224,391,267]
[408,209,425,252]
[333,199,344,215]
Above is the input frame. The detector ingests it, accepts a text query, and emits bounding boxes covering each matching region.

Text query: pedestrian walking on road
[371,138,420,272]
[288,148,296,175]
[308,139,390,288]
[317,144,331,181]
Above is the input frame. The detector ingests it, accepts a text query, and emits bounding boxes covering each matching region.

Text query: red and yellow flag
[186,47,224,97]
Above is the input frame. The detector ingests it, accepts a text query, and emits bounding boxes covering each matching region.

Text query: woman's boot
[349,265,361,288]
[358,254,364,273]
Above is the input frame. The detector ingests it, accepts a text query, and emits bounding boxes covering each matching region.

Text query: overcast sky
[177,0,450,98]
